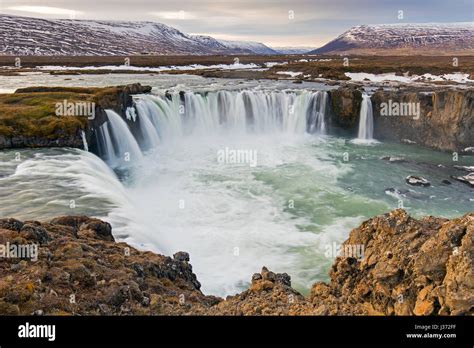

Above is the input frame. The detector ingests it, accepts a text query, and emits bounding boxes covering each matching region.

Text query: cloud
[151,11,198,20]
[6,6,82,17]
[1,0,471,47]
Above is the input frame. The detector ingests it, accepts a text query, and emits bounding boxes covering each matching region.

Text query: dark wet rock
[452,173,474,187]
[0,212,471,316]
[371,89,474,153]
[327,87,362,129]
[19,223,49,244]
[442,179,452,185]
[405,175,431,187]
[0,218,23,232]
[453,165,474,172]
[173,251,190,262]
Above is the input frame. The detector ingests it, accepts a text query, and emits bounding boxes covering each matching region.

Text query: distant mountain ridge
[0,14,277,56]
[310,23,474,55]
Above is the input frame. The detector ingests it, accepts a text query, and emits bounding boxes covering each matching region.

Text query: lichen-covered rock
[328,87,362,129]
[309,209,473,315]
[0,216,215,315]
[371,89,474,152]
[0,210,472,316]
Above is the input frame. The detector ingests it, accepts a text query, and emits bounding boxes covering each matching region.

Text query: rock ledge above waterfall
[0,209,472,315]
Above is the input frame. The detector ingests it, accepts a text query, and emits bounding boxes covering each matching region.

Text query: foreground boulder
[309,209,473,315]
[0,210,472,315]
[0,216,217,315]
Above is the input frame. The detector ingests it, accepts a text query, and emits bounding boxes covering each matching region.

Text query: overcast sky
[1,0,473,47]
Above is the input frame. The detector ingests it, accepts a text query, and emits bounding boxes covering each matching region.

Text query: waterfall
[81,130,89,152]
[135,90,329,138]
[357,94,374,140]
[95,90,330,166]
[95,110,143,167]
[133,103,161,150]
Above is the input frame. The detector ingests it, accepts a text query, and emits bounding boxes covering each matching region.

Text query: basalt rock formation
[327,87,362,130]
[0,84,151,150]
[327,86,474,153]
[0,209,472,316]
[371,88,474,153]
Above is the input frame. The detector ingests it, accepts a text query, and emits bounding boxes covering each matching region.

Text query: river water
[0,73,472,296]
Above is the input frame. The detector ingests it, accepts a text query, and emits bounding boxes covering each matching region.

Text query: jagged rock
[328,87,362,129]
[0,211,472,316]
[452,173,474,187]
[453,165,474,172]
[405,175,431,187]
[0,218,24,232]
[19,223,49,244]
[173,251,190,262]
[372,89,474,153]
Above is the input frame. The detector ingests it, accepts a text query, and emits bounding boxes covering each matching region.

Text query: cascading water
[95,110,143,167]
[94,90,330,167]
[131,90,329,142]
[357,94,374,140]
[3,84,471,297]
[81,130,89,152]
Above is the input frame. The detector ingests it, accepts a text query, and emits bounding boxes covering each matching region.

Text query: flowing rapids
[1,87,472,296]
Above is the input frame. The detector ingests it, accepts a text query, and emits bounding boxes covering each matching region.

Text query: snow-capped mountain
[218,40,278,55]
[271,47,316,54]
[310,23,474,55]
[0,14,275,56]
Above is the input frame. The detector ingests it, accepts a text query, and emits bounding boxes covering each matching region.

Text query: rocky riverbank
[0,82,472,154]
[0,84,151,149]
[0,209,472,316]
[327,86,474,153]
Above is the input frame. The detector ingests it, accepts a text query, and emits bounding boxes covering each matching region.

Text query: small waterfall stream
[357,94,374,140]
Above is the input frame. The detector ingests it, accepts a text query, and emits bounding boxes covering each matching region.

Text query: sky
[1,0,473,47]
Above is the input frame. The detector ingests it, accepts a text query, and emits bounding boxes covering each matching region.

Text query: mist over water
[1,86,472,296]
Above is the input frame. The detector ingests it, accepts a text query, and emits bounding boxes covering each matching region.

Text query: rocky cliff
[328,87,474,153]
[371,89,474,153]
[0,84,151,150]
[0,209,472,316]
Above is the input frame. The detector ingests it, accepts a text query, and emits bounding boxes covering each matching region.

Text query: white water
[357,94,374,141]
[89,89,365,295]
[97,110,143,167]
[96,90,329,163]
[81,130,89,152]
[3,87,471,297]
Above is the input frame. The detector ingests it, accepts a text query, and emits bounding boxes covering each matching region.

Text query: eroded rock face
[309,210,473,315]
[326,87,473,153]
[0,210,472,316]
[0,216,216,315]
[371,89,474,152]
[328,87,362,130]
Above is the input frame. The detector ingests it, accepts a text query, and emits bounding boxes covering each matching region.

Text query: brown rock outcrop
[328,87,362,129]
[372,88,474,153]
[0,210,472,316]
